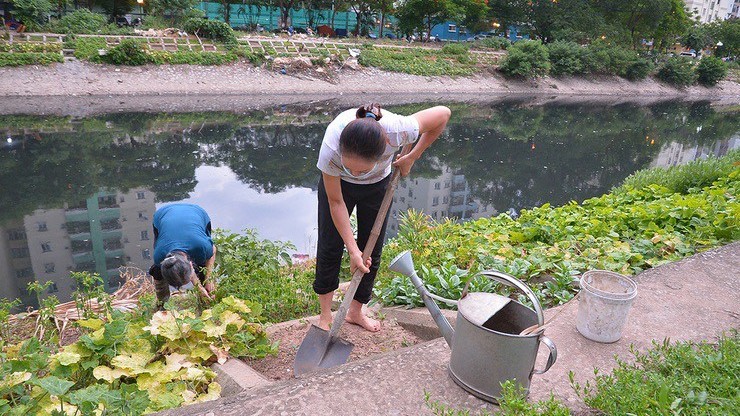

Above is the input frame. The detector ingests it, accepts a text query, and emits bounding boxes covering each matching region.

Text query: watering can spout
[389,251,455,348]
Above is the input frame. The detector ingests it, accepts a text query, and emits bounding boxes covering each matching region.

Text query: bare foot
[317,313,332,331]
[345,312,381,332]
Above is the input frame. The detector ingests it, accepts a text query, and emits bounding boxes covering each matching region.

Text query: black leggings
[313,175,391,304]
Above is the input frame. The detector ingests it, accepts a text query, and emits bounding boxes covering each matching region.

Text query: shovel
[294,143,414,376]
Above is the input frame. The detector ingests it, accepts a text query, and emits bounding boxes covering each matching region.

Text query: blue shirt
[153,203,214,266]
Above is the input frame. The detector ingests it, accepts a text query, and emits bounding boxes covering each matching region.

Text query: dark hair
[160,251,192,288]
[339,103,387,161]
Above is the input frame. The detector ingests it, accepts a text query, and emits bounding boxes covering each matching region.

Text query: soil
[246,316,425,380]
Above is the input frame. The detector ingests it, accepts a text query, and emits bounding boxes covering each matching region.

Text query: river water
[1,99,737,307]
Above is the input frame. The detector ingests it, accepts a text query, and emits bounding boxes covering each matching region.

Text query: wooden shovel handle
[327,143,414,340]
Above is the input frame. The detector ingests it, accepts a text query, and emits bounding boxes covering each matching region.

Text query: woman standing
[314,103,451,332]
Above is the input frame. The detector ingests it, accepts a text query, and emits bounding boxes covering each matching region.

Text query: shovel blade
[294,324,354,376]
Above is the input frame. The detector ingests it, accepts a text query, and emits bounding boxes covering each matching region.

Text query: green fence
[197,2,398,35]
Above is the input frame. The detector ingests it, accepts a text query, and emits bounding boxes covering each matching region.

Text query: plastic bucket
[576,270,637,343]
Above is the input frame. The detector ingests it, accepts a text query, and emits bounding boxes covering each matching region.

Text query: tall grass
[616,149,740,194]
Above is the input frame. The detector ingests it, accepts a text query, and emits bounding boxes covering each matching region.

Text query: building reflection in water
[387,166,496,238]
[0,188,155,308]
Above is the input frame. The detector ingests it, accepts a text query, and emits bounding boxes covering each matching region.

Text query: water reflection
[1,100,738,307]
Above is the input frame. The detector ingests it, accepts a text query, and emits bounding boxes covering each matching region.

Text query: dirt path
[247,316,425,380]
[2,60,738,101]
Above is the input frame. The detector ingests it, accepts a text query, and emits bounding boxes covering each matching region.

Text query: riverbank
[2,60,739,112]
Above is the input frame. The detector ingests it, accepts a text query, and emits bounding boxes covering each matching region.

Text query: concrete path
[157,242,739,415]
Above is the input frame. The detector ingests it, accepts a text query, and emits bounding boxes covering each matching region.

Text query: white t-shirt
[317,109,420,184]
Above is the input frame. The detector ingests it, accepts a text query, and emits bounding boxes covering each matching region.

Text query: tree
[452,0,490,35]
[350,0,379,36]
[95,0,138,18]
[706,18,740,57]
[487,0,528,37]
[396,0,455,39]
[147,0,197,25]
[276,0,299,28]
[526,0,560,42]
[681,25,710,52]
[652,0,692,51]
[594,0,673,48]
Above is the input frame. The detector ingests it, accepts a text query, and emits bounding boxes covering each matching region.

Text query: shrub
[547,40,586,76]
[583,44,639,77]
[623,57,654,80]
[183,18,237,43]
[696,56,728,86]
[657,57,696,87]
[498,40,550,78]
[8,0,51,30]
[441,42,469,55]
[73,36,107,61]
[48,9,107,34]
[0,52,62,66]
[476,37,511,50]
[103,39,151,65]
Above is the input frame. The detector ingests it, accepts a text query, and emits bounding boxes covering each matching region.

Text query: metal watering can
[389,250,557,403]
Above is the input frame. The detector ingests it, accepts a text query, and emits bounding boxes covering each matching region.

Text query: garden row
[499,40,731,86]
[374,151,739,309]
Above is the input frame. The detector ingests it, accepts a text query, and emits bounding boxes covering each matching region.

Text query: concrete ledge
[380,305,458,341]
[211,358,272,396]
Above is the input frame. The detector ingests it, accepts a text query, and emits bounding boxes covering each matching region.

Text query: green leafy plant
[72,36,107,61]
[696,56,728,87]
[213,229,319,323]
[441,43,469,56]
[475,37,511,50]
[572,331,739,415]
[423,380,570,415]
[183,18,237,43]
[657,57,696,87]
[104,39,151,65]
[617,150,739,194]
[0,52,62,66]
[499,40,550,78]
[623,57,654,80]
[0,295,276,415]
[376,155,739,309]
[547,40,586,76]
[0,298,21,341]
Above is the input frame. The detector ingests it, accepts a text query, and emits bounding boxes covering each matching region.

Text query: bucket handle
[532,335,557,375]
[474,270,545,326]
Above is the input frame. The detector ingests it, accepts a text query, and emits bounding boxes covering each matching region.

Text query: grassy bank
[374,151,739,309]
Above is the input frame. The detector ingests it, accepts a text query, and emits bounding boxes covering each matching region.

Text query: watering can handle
[532,335,557,375]
[476,270,545,326]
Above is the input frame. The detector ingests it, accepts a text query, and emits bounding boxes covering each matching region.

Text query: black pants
[314,175,391,304]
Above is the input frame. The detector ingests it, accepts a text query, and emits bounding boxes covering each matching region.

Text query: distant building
[730,0,740,18]
[684,0,734,23]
